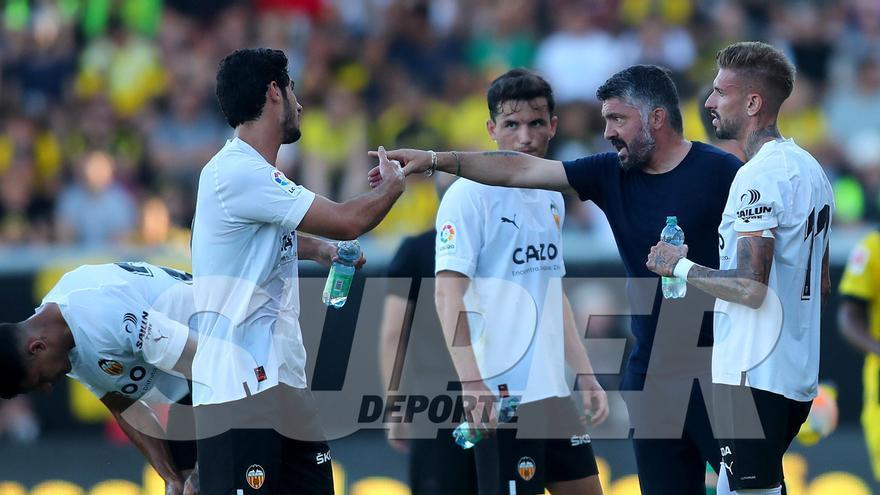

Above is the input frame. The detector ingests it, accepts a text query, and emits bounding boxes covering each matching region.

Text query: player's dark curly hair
[597,65,683,134]
[0,323,26,399]
[216,48,291,128]
[487,68,556,121]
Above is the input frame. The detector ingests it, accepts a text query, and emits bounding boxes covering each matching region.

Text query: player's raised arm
[298,146,405,240]
[368,148,576,196]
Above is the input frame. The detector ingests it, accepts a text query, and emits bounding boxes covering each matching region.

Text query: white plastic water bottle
[661,216,687,299]
[322,239,360,308]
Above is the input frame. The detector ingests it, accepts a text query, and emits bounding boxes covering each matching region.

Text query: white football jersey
[191,137,316,406]
[713,139,834,401]
[435,179,569,404]
[42,263,193,403]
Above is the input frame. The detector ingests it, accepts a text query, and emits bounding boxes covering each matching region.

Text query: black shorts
[195,385,333,495]
[410,430,478,495]
[473,396,599,495]
[713,384,812,490]
[197,428,333,495]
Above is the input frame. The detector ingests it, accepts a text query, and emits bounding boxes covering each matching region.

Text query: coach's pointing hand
[368,146,407,190]
[368,148,429,187]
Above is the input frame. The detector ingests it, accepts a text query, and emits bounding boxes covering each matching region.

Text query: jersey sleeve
[839,234,878,301]
[218,161,316,230]
[730,167,788,233]
[64,287,190,374]
[561,153,615,205]
[435,184,483,277]
[135,310,191,372]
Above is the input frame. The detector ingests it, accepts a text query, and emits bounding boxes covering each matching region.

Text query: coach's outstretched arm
[368,149,577,196]
[298,146,405,240]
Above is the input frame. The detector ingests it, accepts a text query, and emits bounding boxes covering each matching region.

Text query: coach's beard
[614,132,655,171]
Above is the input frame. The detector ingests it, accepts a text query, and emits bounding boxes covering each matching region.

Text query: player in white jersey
[647,42,834,494]
[192,48,404,494]
[0,262,199,494]
[434,69,607,495]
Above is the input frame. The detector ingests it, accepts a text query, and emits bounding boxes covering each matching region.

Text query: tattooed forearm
[744,124,782,160]
[687,236,775,308]
[480,151,520,157]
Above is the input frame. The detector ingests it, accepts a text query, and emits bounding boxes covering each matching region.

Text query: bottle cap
[666,216,678,225]
[337,239,361,261]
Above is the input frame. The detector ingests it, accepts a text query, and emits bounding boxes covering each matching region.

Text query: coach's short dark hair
[216,48,291,128]
[487,69,556,121]
[716,42,796,112]
[0,323,26,399]
[597,65,683,134]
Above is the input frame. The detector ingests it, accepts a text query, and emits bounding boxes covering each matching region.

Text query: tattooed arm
[646,232,775,309]
[367,148,577,195]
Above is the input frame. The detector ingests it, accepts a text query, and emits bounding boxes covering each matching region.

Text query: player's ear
[486,118,497,141]
[548,115,559,139]
[27,336,46,355]
[267,81,282,103]
[746,93,762,117]
[651,107,665,130]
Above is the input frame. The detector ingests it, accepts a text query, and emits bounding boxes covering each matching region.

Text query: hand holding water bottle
[323,239,365,308]
[646,216,689,298]
[452,382,520,450]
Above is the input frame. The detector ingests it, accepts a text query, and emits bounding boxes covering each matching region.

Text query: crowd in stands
[1,0,879,249]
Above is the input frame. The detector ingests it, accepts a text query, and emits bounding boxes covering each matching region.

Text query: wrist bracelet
[673,258,696,280]
[426,150,437,177]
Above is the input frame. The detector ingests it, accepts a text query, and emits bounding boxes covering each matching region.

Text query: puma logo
[501,215,519,229]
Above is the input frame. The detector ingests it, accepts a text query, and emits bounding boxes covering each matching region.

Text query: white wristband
[673,258,696,280]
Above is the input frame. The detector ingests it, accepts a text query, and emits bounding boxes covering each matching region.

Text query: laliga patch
[517,456,536,481]
[246,464,266,489]
[438,222,457,253]
[848,245,870,275]
[271,169,303,198]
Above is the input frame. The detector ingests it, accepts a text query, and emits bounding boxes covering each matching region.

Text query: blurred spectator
[2,2,77,115]
[299,83,369,200]
[55,151,137,246]
[535,0,633,103]
[135,195,192,249]
[75,18,166,117]
[826,56,880,145]
[778,79,828,153]
[0,158,53,245]
[0,397,40,444]
[621,16,696,73]
[467,0,538,72]
[147,75,227,184]
[385,1,461,89]
[838,130,880,225]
